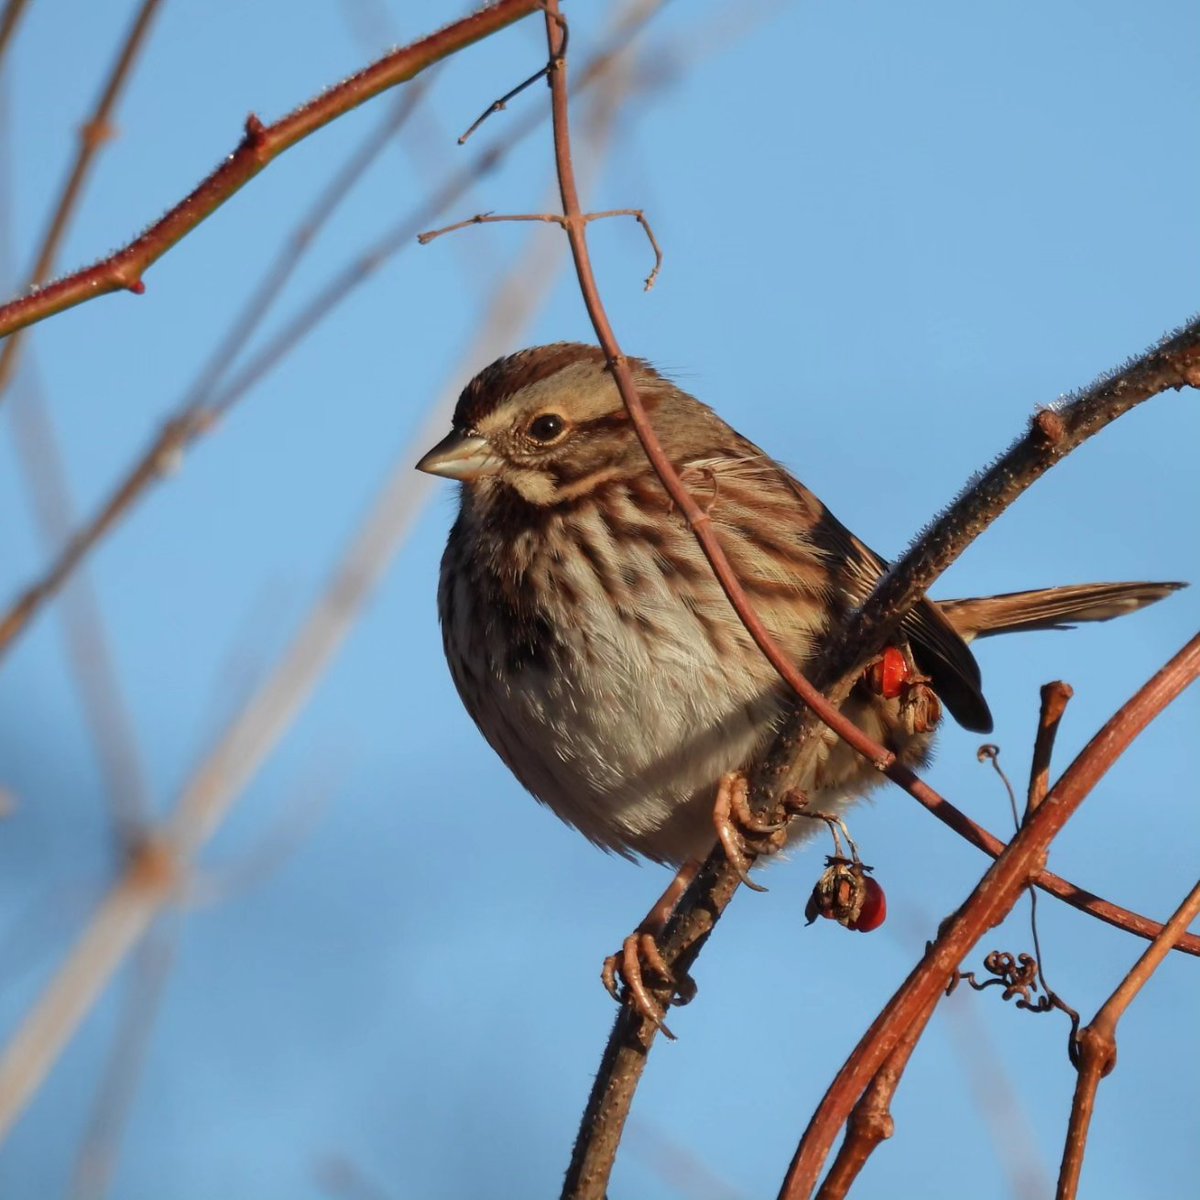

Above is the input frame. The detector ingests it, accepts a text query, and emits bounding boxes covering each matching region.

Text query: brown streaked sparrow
[417,343,1181,869]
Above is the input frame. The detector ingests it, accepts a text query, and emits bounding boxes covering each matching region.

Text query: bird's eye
[527,413,566,443]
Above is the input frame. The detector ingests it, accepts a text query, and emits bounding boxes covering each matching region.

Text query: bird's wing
[778,467,995,735]
[697,445,994,733]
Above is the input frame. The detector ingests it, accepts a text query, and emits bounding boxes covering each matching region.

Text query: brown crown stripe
[453,342,662,429]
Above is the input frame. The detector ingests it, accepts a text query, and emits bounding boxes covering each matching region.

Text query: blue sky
[0,2,1197,1197]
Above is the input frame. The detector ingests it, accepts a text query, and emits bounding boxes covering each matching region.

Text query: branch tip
[243,113,266,144]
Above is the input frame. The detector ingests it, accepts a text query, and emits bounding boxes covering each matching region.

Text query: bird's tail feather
[939,581,1185,641]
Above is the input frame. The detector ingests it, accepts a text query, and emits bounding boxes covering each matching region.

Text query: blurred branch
[938,966,1054,1198]
[0,0,165,397]
[1056,876,1200,1200]
[0,6,159,835]
[0,0,542,340]
[0,55,636,1142]
[178,73,437,415]
[68,926,178,1200]
[782,633,1200,1199]
[0,6,665,661]
[0,0,32,73]
[9,365,151,840]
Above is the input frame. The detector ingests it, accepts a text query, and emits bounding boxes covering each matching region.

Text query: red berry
[848,877,887,932]
[879,647,909,699]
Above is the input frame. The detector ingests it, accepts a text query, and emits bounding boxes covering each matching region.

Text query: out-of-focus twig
[9,367,151,839]
[0,0,542,340]
[1056,876,1200,1200]
[0,6,664,662]
[0,0,165,398]
[179,73,437,414]
[68,926,179,1200]
[0,0,32,73]
[0,3,161,834]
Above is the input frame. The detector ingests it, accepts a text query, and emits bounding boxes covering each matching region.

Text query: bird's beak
[415,430,502,481]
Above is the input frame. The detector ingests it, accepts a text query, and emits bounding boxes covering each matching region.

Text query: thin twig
[419,207,661,288]
[780,632,1200,1199]
[1056,876,1200,1200]
[0,0,543,340]
[457,1,568,143]
[1028,681,1074,820]
[0,10,663,661]
[0,0,166,397]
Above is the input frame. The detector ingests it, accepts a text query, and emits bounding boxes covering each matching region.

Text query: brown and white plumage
[418,344,1183,866]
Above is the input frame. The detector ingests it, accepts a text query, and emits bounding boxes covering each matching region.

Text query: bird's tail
[938,581,1185,642]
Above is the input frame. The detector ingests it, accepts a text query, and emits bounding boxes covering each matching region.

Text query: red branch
[1056,877,1200,1198]
[780,632,1200,1199]
[0,0,541,340]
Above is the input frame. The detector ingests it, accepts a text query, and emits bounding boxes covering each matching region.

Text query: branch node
[1174,351,1200,389]
[242,112,267,149]
[1032,407,1066,445]
[80,118,116,151]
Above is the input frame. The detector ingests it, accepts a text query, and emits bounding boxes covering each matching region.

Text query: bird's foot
[712,771,787,892]
[601,930,696,1040]
[601,859,700,1039]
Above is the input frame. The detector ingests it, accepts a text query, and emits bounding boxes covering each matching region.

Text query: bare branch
[0,0,543,340]
[1057,876,1200,1200]
[814,998,938,1199]
[457,2,567,143]
[0,12,661,662]
[68,928,179,1200]
[0,0,166,395]
[0,0,33,72]
[781,632,1200,1199]
[419,206,661,288]
[1027,681,1075,820]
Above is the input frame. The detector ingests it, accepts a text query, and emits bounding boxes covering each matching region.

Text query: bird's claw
[712,771,785,891]
[601,931,695,1039]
